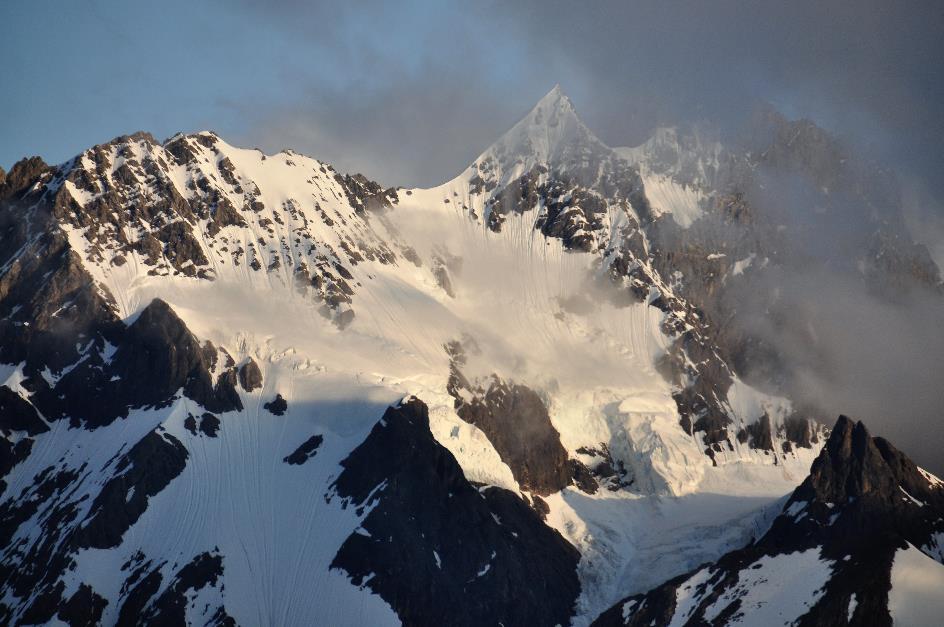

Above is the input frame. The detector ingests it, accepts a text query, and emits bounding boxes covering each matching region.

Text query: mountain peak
[469,84,609,187]
[802,415,939,504]
[513,84,583,142]
[532,83,574,116]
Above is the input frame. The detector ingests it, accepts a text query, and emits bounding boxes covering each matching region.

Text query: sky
[2,1,942,192]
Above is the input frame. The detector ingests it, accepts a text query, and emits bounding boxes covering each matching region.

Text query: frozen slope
[0,88,830,626]
[594,416,944,627]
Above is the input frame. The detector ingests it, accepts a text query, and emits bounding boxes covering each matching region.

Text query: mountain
[592,416,944,626]
[0,86,940,626]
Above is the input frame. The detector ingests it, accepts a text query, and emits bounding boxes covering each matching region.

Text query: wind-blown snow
[638,173,706,228]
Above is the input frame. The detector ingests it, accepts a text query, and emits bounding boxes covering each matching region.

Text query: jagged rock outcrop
[446,341,595,496]
[594,416,944,626]
[238,357,263,391]
[330,397,581,627]
[73,429,189,550]
[0,428,189,624]
[115,551,233,626]
[283,434,323,465]
[27,298,242,428]
[263,393,288,416]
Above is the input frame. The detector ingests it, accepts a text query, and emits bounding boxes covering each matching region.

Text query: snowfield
[36,124,820,624]
[16,86,942,627]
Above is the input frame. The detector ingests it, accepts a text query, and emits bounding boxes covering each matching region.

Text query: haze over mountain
[2,2,943,625]
[1,82,942,625]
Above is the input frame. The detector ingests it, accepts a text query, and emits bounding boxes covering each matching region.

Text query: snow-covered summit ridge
[465,85,613,189]
[615,125,724,191]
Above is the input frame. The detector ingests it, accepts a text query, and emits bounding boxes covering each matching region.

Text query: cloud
[705,159,944,474]
[737,265,944,475]
[227,73,535,188]
[225,1,944,471]
[217,1,944,205]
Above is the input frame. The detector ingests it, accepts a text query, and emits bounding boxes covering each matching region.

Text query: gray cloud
[733,264,944,475]
[225,1,944,470]
[225,1,944,200]
[227,73,538,188]
[704,156,944,474]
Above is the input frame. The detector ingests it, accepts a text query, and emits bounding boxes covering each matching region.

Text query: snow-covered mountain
[594,416,944,626]
[0,86,941,626]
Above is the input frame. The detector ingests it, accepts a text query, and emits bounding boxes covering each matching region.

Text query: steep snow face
[702,548,833,625]
[614,127,724,229]
[468,84,610,189]
[633,173,705,228]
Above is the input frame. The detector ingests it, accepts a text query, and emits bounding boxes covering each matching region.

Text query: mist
[706,153,944,474]
[2,0,942,469]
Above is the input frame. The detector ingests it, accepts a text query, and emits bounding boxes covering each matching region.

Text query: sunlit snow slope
[6,87,936,627]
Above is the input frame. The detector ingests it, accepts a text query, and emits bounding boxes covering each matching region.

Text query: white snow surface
[619,548,834,627]
[638,173,706,228]
[3,92,827,625]
[701,548,832,625]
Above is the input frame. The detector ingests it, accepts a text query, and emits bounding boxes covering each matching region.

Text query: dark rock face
[263,393,288,416]
[570,458,599,494]
[455,377,572,496]
[0,465,84,617]
[74,430,188,550]
[781,412,818,450]
[0,386,48,436]
[593,416,944,627]
[575,444,634,491]
[334,171,399,213]
[330,398,581,627]
[283,434,323,465]
[799,415,909,502]
[736,412,774,451]
[0,437,32,493]
[445,342,596,496]
[110,300,238,415]
[154,221,210,277]
[238,357,263,391]
[185,412,221,437]
[134,552,232,626]
[0,428,189,622]
[56,583,108,627]
[0,217,123,380]
[0,156,51,201]
[199,412,221,437]
[112,550,234,627]
[36,298,243,428]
